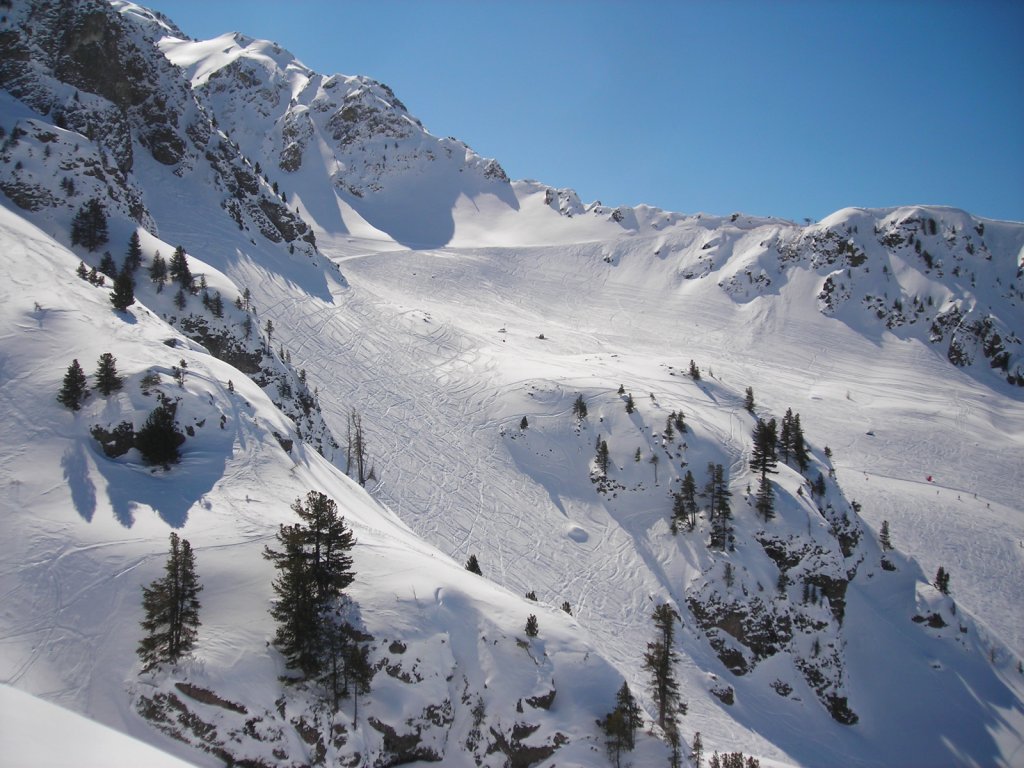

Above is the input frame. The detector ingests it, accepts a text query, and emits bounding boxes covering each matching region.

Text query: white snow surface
[1,2,1023,766]
[0,684,198,768]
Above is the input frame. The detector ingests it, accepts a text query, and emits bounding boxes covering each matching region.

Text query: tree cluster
[779,408,809,472]
[70,198,108,252]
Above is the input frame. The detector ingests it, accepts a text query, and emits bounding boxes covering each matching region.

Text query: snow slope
[1,1,1023,766]
[0,684,197,768]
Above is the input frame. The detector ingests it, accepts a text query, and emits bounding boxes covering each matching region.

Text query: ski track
[255,235,1024,762]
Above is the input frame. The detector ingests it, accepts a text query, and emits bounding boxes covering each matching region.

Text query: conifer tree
[70,197,108,252]
[465,554,482,575]
[791,414,810,472]
[137,532,202,671]
[94,352,123,395]
[688,360,700,379]
[572,393,588,421]
[109,266,135,311]
[755,473,775,522]
[673,410,686,434]
[934,566,951,595]
[525,614,539,637]
[780,409,794,464]
[125,231,143,272]
[168,245,192,289]
[520,416,529,430]
[625,393,635,414]
[664,415,675,441]
[750,418,778,477]
[691,731,704,768]
[263,491,357,680]
[600,681,643,768]
[744,386,755,413]
[98,251,117,277]
[706,463,733,549]
[149,251,168,291]
[879,520,893,551]
[644,602,684,731]
[596,438,611,477]
[57,359,89,411]
[750,419,778,522]
[135,401,185,465]
[671,470,698,533]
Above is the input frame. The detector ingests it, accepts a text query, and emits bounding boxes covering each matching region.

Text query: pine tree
[57,359,89,411]
[137,532,202,671]
[755,472,775,522]
[671,470,698,533]
[644,602,684,731]
[673,410,686,434]
[263,491,357,679]
[744,386,755,413]
[94,352,123,395]
[706,463,733,549]
[149,251,167,291]
[572,393,588,421]
[168,245,192,289]
[346,410,371,486]
[465,554,482,575]
[664,415,675,441]
[520,416,529,430]
[525,614,539,637]
[791,414,809,472]
[135,401,185,465]
[750,418,778,477]
[98,251,117,277]
[649,452,660,483]
[688,360,700,379]
[109,266,135,311]
[625,393,635,414]
[934,566,951,595]
[691,731,704,768]
[780,409,794,464]
[70,197,108,252]
[596,438,610,477]
[125,231,143,272]
[879,520,893,551]
[600,681,643,767]
[76,261,89,280]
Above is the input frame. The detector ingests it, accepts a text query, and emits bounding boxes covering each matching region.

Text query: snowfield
[1,2,1023,766]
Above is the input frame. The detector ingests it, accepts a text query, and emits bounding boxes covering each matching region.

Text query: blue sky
[143,1,1024,224]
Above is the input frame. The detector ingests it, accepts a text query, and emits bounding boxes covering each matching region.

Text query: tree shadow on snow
[62,441,97,523]
[88,442,226,529]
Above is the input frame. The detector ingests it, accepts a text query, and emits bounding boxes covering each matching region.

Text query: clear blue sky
[143,1,1024,224]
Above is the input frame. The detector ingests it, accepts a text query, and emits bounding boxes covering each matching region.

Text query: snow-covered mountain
[1,1,1022,766]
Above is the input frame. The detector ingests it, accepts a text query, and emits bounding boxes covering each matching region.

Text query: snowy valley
[1,2,1023,767]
